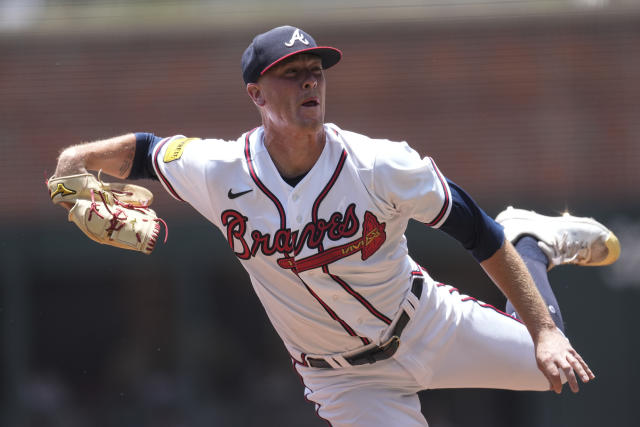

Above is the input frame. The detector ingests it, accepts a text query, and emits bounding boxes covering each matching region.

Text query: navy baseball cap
[242,25,342,84]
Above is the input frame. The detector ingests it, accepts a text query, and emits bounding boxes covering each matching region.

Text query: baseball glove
[47,172,167,254]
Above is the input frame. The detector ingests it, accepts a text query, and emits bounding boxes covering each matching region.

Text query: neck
[262,123,326,178]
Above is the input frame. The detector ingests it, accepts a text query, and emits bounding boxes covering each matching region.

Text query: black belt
[306,277,423,369]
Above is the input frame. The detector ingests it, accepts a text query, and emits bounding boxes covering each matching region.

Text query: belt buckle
[363,335,400,364]
[380,335,400,357]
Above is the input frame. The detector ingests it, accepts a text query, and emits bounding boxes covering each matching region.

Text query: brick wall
[2,15,639,220]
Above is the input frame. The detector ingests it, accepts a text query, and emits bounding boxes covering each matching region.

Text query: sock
[506,236,565,333]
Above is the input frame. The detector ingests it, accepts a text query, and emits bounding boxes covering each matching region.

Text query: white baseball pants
[294,277,549,426]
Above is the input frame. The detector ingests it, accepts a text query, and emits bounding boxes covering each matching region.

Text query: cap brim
[260,46,342,77]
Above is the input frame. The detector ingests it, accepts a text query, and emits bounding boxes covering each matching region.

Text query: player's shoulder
[327,123,418,168]
[156,133,245,165]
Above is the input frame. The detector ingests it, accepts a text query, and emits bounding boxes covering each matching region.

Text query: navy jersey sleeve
[128,132,163,180]
[439,179,505,262]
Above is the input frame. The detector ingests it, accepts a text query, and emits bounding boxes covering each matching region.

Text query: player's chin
[296,112,324,129]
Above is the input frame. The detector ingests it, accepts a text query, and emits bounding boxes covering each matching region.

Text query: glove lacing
[89,173,168,246]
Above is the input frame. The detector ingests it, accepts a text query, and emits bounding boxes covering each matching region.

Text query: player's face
[252,54,326,131]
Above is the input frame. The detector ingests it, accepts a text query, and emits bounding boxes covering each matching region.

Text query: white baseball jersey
[152,123,452,360]
[151,123,550,426]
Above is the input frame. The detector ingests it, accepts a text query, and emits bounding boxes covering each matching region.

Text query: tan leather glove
[48,172,167,254]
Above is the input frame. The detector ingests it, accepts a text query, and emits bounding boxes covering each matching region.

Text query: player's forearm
[480,239,557,342]
[55,133,137,179]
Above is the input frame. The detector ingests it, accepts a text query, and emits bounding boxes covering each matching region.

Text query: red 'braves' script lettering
[221,203,362,261]
[277,211,386,273]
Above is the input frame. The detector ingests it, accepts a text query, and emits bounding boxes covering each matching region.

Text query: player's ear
[247,83,265,107]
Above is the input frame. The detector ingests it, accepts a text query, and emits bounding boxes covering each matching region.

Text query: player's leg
[508,235,564,331]
[422,208,620,391]
[294,359,428,427]
[495,207,621,331]
[416,282,550,391]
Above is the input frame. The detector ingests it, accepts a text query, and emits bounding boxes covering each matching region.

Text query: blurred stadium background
[1,1,639,426]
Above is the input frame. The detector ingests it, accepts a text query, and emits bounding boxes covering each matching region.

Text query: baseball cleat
[495,206,621,270]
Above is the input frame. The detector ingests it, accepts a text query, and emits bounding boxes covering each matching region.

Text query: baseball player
[51,26,621,426]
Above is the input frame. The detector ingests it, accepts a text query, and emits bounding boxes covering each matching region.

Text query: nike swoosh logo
[228,188,253,199]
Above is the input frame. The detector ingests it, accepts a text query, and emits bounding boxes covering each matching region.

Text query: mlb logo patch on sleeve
[164,137,198,163]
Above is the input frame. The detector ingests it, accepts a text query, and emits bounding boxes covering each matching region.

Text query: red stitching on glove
[154,218,169,243]
[88,190,105,221]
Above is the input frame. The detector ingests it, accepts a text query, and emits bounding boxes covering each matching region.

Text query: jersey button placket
[289,192,303,224]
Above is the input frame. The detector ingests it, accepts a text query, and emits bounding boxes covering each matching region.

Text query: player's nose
[302,71,319,89]
[302,80,318,90]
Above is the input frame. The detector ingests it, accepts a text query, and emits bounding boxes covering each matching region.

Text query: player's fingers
[541,361,564,394]
[561,358,580,393]
[571,350,595,381]
[570,361,588,385]
[569,351,593,383]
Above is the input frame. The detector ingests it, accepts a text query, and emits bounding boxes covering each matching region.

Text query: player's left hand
[534,327,595,394]
[47,172,167,254]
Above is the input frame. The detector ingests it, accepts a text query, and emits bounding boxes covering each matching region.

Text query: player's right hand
[534,327,595,394]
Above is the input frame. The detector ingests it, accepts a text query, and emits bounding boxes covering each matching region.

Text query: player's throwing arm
[49,134,167,254]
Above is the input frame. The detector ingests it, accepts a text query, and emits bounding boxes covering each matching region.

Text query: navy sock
[506,236,565,333]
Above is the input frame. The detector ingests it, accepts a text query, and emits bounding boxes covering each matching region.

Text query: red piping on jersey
[460,296,524,324]
[152,137,184,201]
[423,157,450,227]
[244,128,287,229]
[436,283,523,324]
[296,274,369,345]
[327,273,392,325]
[243,128,367,345]
[311,148,347,223]
[301,148,369,345]
[311,147,392,325]
[436,282,460,294]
